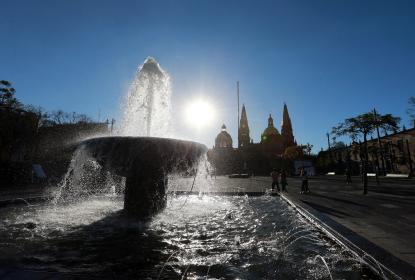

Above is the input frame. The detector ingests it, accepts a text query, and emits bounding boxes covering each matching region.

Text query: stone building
[317,127,415,176]
[0,106,39,186]
[260,114,285,156]
[0,104,111,186]
[215,124,233,148]
[208,103,297,175]
[210,124,237,174]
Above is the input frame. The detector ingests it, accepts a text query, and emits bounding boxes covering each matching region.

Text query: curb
[168,191,279,197]
[280,194,415,280]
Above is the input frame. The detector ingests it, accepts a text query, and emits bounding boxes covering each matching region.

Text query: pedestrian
[375,166,380,186]
[346,167,352,184]
[280,169,287,192]
[270,168,280,191]
[300,168,310,194]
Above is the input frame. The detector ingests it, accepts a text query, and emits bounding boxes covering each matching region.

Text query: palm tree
[305,143,313,156]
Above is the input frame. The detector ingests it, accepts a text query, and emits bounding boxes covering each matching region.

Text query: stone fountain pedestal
[124,152,167,218]
[80,136,206,218]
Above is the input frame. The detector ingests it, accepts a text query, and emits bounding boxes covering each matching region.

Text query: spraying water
[119,57,172,137]
[54,57,174,203]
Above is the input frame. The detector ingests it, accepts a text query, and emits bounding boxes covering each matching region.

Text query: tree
[377,113,401,134]
[0,80,22,108]
[1,81,94,126]
[304,143,314,156]
[332,111,400,194]
[74,113,92,124]
[51,110,65,124]
[24,105,54,127]
[284,145,304,160]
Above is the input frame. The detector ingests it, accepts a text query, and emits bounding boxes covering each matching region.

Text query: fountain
[80,137,206,218]
[0,57,386,279]
[60,57,206,218]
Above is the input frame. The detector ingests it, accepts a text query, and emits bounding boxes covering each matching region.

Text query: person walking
[346,167,352,184]
[280,169,287,192]
[300,168,310,194]
[270,168,280,192]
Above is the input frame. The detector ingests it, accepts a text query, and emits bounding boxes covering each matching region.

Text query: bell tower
[281,103,295,147]
[238,104,250,148]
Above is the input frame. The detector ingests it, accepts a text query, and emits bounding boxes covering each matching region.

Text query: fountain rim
[80,136,208,149]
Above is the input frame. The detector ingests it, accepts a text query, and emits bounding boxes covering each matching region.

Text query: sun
[184,98,215,128]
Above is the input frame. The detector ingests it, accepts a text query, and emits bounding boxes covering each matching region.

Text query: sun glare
[184,98,215,128]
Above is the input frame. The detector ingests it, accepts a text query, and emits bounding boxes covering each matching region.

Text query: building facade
[317,127,415,176]
[208,103,297,175]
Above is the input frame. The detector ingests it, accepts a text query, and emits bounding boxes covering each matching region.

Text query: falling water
[119,57,172,137]
[52,147,124,203]
[53,57,172,202]
[314,255,334,280]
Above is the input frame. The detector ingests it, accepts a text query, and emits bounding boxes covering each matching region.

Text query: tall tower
[281,103,295,147]
[238,104,250,148]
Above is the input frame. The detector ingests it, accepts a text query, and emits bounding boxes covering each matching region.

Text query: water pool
[0,194,378,279]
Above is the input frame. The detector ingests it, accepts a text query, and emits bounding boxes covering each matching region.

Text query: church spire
[268,113,274,127]
[281,103,295,147]
[238,104,250,148]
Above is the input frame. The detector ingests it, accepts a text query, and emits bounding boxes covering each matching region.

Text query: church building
[238,105,250,148]
[209,103,297,175]
[215,124,233,148]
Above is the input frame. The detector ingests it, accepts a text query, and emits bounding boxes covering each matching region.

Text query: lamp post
[326,132,333,172]
[406,139,413,176]
[358,140,368,194]
[373,108,386,176]
[110,118,116,134]
[237,81,240,148]
[326,132,331,150]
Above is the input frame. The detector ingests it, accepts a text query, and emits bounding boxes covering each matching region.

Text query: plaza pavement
[282,176,415,267]
[281,176,415,280]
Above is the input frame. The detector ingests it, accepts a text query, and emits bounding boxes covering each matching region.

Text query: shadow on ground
[300,200,351,218]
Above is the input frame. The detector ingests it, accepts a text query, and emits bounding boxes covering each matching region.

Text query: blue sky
[1,0,414,151]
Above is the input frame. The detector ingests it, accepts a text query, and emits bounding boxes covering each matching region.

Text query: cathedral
[208,103,297,175]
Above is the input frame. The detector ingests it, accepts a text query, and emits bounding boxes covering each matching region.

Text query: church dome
[263,126,280,136]
[215,124,233,148]
[262,114,280,137]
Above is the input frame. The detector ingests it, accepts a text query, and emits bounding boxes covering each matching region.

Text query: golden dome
[262,114,280,136]
[263,126,280,136]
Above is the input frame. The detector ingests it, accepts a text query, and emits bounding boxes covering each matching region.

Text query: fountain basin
[80,136,207,218]
[0,195,376,279]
